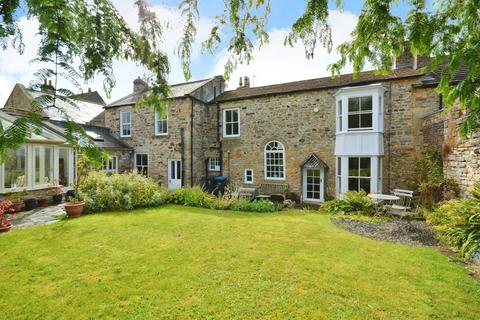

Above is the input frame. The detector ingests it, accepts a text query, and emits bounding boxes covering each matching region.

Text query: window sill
[223,135,240,139]
[154,134,169,138]
[265,177,286,181]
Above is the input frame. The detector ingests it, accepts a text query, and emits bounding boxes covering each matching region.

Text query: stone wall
[103,98,212,187]
[383,83,442,191]
[218,90,337,199]
[217,77,443,200]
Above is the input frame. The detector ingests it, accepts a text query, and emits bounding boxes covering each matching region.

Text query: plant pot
[38,198,48,208]
[52,194,63,205]
[24,198,38,211]
[11,201,24,213]
[0,224,12,233]
[64,202,84,218]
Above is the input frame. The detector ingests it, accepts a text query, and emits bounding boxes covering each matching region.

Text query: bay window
[348,157,371,193]
[348,96,373,130]
[4,147,27,190]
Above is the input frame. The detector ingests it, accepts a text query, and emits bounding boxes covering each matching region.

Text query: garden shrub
[426,198,480,259]
[230,199,277,213]
[79,172,282,213]
[322,191,373,216]
[164,187,214,208]
[413,147,459,208]
[79,172,162,212]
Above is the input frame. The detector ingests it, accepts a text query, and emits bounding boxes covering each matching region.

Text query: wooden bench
[257,183,289,200]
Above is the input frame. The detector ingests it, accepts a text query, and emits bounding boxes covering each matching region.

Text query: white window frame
[33,144,55,188]
[347,95,373,131]
[102,156,118,173]
[135,153,148,177]
[208,157,220,171]
[336,157,342,197]
[336,99,343,132]
[223,108,240,137]
[244,169,253,184]
[120,110,132,137]
[264,140,286,180]
[154,111,168,136]
[2,146,28,192]
[347,157,372,193]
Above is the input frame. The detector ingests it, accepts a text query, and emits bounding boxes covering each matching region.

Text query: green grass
[1,205,479,319]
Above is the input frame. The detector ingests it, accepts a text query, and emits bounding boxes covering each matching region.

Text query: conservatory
[0,112,75,194]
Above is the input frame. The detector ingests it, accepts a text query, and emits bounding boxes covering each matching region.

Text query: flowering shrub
[79,172,163,212]
[0,199,15,228]
[79,172,282,214]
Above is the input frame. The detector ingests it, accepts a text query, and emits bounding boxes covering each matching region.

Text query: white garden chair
[388,189,415,218]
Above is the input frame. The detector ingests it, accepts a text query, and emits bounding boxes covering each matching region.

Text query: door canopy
[301,153,328,169]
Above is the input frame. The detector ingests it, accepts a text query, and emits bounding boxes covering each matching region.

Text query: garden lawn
[1,205,479,319]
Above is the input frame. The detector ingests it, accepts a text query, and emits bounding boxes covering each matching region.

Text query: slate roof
[71,91,106,105]
[107,78,213,108]
[216,68,424,102]
[29,90,105,124]
[48,120,132,150]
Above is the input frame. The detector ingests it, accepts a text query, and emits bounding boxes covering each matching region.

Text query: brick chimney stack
[133,77,146,93]
[238,77,243,88]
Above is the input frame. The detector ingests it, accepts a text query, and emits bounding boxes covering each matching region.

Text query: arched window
[264,141,285,179]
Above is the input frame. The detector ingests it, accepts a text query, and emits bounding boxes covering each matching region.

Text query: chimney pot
[88,87,92,93]
[239,77,243,87]
[48,80,52,86]
[133,77,146,93]
[243,76,250,88]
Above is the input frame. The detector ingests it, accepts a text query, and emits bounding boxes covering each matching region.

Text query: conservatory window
[34,145,54,186]
[4,146,27,190]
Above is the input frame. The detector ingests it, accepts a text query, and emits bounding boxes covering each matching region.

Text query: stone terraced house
[1,47,479,202]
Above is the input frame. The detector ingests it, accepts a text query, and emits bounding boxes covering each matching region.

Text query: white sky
[0,2,359,106]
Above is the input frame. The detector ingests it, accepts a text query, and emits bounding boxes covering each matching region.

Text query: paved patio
[11,205,65,229]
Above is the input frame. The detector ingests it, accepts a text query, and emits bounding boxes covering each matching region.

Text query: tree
[1,0,479,162]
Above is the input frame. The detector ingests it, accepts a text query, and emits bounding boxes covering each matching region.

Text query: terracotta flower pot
[0,224,12,233]
[64,202,84,218]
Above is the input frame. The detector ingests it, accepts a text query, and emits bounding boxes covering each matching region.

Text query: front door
[303,167,324,203]
[168,159,182,189]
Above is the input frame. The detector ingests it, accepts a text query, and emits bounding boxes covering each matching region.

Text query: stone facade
[103,77,225,187]
[421,105,480,193]
[217,90,337,198]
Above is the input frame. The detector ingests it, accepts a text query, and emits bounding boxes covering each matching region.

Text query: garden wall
[422,107,480,194]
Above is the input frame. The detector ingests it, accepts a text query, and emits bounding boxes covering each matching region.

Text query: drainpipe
[214,88,223,176]
[387,86,392,192]
[180,128,185,187]
[190,98,194,187]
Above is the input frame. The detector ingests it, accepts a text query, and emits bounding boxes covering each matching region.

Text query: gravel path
[332,218,438,247]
